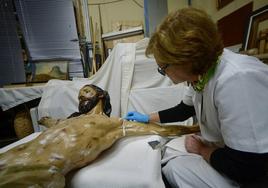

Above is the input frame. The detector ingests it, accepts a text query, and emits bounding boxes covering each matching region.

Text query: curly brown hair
[146,8,223,75]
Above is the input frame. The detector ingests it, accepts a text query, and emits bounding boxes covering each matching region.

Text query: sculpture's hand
[38,116,61,128]
[124,111,149,123]
[38,116,51,125]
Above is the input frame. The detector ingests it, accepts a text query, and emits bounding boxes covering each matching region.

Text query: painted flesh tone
[0,100,199,187]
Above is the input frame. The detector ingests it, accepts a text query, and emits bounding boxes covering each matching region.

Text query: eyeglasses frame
[157,64,169,76]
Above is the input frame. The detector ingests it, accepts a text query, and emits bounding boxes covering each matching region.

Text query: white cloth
[161,136,239,188]
[128,85,192,125]
[38,42,136,118]
[38,38,190,121]
[185,49,268,153]
[66,136,165,188]
[128,85,183,113]
[0,85,44,111]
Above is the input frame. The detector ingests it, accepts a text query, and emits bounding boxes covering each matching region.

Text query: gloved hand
[124,111,149,123]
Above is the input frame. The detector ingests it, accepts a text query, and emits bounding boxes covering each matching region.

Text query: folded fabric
[66,135,166,188]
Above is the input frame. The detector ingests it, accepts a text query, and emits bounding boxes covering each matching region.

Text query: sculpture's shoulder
[56,114,122,129]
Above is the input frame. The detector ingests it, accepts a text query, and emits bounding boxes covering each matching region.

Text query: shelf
[253,53,268,59]
[102,26,143,41]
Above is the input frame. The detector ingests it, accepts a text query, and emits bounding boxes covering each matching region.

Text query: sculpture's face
[76,84,111,117]
[78,85,99,114]
[78,86,97,102]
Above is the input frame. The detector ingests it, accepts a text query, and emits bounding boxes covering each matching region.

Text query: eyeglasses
[157,64,169,76]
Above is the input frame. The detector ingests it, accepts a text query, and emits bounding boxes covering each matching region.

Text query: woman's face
[163,64,198,84]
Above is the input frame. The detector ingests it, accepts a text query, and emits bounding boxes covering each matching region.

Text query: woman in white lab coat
[125,7,268,187]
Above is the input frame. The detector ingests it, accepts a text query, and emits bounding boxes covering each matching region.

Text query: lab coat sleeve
[182,86,194,106]
[158,101,195,123]
[214,67,268,153]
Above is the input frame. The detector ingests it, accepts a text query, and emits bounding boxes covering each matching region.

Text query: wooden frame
[242,5,268,51]
[32,60,69,82]
[216,0,234,10]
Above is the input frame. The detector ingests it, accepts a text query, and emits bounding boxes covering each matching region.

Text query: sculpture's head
[78,84,112,116]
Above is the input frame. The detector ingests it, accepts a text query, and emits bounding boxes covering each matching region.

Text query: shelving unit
[102,26,143,41]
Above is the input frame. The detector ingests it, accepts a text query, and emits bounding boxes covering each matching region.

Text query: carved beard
[78,95,99,114]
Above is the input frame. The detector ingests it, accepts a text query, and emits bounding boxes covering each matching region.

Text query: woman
[125,7,268,187]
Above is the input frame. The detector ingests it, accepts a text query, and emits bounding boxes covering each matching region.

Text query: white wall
[167,0,189,12]
[88,0,267,36]
[167,0,214,15]
[88,0,144,34]
[86,0,267,50]
[167,0,268,22]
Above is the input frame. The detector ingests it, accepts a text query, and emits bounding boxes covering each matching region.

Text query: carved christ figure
[0,84,199,187]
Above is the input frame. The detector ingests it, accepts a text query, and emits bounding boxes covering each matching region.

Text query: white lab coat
[163,49,268,187]
[187,49,268,152]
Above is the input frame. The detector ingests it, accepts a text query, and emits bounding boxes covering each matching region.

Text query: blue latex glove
[124,111,149,123]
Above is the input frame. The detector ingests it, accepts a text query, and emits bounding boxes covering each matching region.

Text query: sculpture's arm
[122,120,200,137]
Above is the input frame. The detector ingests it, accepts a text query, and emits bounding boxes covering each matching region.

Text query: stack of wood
[258,28,268,54]
[240,28,268,64]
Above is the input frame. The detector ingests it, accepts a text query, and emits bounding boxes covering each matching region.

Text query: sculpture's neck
[88,100,104,115]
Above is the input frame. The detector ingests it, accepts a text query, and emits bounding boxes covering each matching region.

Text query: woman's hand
[185,134,205,155]
[185,134,218,162]
[124,111,149,123]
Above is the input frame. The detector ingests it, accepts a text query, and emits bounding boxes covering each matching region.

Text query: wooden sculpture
[0,84,199,187]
